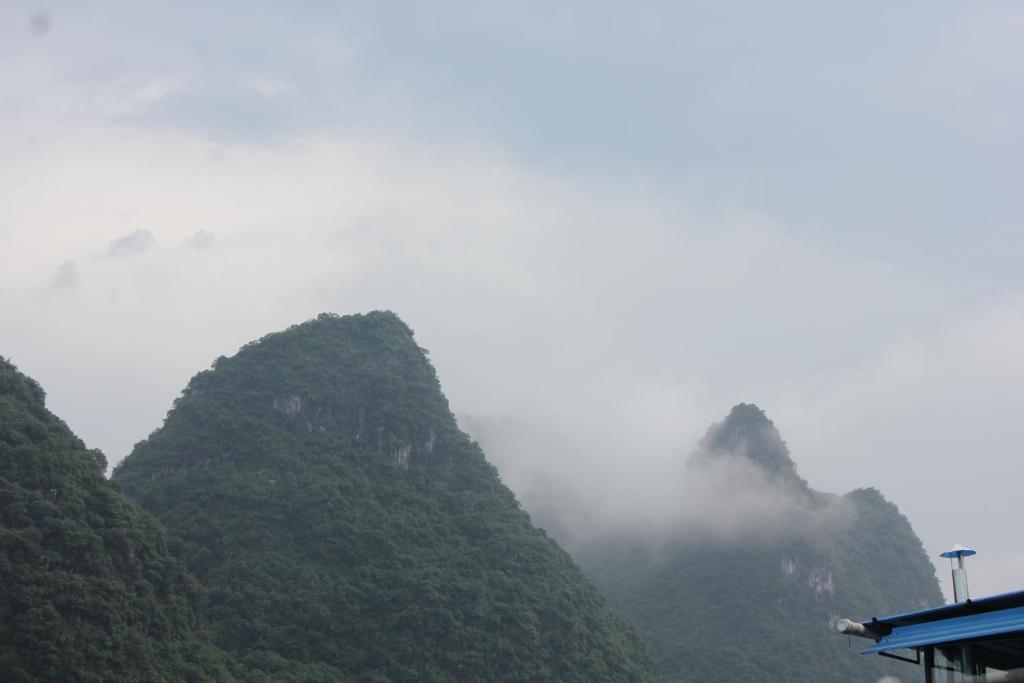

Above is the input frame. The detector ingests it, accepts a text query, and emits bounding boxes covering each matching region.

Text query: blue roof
[858,590,1024,654]
[864,605,1024,653]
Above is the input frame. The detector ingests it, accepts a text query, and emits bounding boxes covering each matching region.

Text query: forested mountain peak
[153,310,450,477]
[114,312,658,682]
[695,402,801,482]
[0,358,232,682]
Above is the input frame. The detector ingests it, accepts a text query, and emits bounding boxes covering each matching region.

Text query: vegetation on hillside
[3,321,943,683]
[0,358,233,683]
[114,312,658,682]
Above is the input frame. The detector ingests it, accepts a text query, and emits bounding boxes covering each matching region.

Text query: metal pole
[960,643,973,680]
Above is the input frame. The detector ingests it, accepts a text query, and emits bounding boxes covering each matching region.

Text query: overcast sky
[3,1,1023,600]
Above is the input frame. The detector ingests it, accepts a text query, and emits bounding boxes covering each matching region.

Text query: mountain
[572,404,944,682]
[113,312,658,682]
[0,358,233,683]
[692,403,803,482]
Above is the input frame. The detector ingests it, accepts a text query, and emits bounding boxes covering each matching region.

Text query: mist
[461,408,856,551]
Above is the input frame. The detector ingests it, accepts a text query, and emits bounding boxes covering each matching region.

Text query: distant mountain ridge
[113,312,658,682]
[568,403,943,682]
[695,403,804,483]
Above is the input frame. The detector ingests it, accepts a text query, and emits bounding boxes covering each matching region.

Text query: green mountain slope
[574,404,943,683]
[113,311,658,682]
[0,358,233,683]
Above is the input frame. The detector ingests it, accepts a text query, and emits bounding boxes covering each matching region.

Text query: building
[839,547,1024,682]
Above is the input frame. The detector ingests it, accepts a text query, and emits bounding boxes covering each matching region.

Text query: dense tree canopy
[0,358,233,683]
[114,312,658,682]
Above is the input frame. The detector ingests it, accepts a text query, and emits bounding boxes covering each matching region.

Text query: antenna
[940,544,976,603]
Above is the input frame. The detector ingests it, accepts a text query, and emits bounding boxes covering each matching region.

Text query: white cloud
[44,259,79,294]
[106,229,156,257]
[184,229,216,250]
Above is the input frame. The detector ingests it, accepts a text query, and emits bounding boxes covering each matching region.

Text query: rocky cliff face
[114,312,658,682]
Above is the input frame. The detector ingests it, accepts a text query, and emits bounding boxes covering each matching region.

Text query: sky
[2,1,1023,600]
